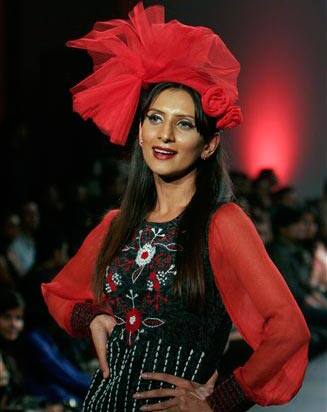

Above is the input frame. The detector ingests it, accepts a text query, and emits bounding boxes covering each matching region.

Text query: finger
[141,372,191,388]
[91,327,110,379]
[133,388,184,400]
[206,370,218,385]
[139,397,179,411]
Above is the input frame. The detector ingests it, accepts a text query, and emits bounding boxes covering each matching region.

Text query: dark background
[0,0,326,208]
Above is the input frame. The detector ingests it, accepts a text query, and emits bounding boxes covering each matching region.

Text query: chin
[155,166,197,182]
[144,156,198,180]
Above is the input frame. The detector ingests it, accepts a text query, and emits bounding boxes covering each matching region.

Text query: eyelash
[146,114,195,129]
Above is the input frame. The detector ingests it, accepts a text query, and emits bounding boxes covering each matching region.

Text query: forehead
[149,88,195,115]
[0,307,24,318]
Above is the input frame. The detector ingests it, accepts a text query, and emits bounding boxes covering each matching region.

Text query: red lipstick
[152,146,177,160]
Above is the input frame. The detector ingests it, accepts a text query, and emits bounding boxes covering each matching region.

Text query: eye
[146,113,162,124]
[177,120,195,130]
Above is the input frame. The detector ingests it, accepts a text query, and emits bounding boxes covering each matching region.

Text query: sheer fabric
[41,210,118,334]
[66,2,241,145]
[208,203,310,405]
[42,203,310,407]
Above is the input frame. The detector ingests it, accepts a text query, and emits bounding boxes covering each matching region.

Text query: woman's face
[0,307,24,341]
[139,88,216,179]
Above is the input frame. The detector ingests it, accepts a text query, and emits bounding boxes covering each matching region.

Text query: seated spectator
[0,213,21,286]
[7,201,40,280]
[272,186,300,208]
[249,168,278,210]
[267,205,327,357]
[21,234,92,409]
[300,207,327,294]
[252,213,273,245]
[230,170,252,196]
[0,288,25,409]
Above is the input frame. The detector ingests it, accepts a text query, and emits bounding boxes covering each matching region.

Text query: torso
[83,208,232,411]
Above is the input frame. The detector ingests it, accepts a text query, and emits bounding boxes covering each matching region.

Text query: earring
[139,138,143,146]
[201,153,207,160]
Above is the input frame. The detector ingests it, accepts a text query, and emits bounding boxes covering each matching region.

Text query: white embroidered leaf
[114,315,125,325]
[142,318,166,328]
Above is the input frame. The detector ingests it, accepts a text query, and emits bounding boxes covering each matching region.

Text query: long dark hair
[94,82,234,309]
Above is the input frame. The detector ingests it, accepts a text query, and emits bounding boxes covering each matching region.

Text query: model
[42,3,310,411]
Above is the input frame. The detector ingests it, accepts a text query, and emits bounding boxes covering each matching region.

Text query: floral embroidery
[125,308,142,333]
[135,243,156,267]
[104,267,122,294]
[103,222,180,345]
[146,265,176,291]
[112,289,166,345]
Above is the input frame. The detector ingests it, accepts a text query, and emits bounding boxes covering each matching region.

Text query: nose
[159,119,175,143]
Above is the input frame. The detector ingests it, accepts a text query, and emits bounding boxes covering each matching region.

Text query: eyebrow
[147,108,195,119]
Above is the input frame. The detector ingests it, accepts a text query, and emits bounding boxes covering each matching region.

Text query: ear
[201,132,221,160]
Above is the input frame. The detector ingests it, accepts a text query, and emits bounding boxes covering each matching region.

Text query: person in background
[268,205,327,357]
[7,201,40,279]
[21,234,92,409]
[0,213,21,286]
[249,168,278,210]
[252,213,272,245]
[0,288,25,409]
[272,186,300,209]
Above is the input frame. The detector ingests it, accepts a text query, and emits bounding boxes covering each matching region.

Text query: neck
[150,170,197,220]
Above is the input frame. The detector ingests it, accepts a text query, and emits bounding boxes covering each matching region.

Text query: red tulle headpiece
[67,2,243,145]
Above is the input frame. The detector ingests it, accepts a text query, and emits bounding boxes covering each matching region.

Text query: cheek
[14,319,24,333]
[178,137,203,160]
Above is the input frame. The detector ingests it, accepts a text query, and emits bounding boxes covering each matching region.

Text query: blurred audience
[0,161,326,409]
[0,289,25,410]
[7,201,40,280]
[0,213,21,286]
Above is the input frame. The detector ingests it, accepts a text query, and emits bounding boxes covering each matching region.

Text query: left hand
[133,370,218,411]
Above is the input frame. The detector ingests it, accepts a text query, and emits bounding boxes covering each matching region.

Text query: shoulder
[209,202,261,248]
[102,208,120,225]
[210,201,252,230]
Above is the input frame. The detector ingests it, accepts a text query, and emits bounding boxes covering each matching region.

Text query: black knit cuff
[71,302,110,337]
[206,374,255,412]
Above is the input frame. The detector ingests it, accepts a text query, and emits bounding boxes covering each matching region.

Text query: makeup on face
[140,88,205,178]
[152,145,177,160]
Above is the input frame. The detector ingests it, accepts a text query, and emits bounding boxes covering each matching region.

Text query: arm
[41,209,119,336]
[207,203,310,409]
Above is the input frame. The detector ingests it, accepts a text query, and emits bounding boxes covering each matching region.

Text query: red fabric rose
[201,86,231,117]
[125,308,142,333]
[216,106,243,129]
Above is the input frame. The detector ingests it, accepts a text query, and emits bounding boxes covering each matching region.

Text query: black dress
[75,215,237,411]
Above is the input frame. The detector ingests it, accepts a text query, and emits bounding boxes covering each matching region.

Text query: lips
[152,146,177,160]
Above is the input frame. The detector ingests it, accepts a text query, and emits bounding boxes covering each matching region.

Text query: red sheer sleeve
[208,202,310,406]
[41,209,119,336]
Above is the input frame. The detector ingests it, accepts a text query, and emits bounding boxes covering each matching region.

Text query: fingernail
[141,373,148,379]
[133,393,140,398]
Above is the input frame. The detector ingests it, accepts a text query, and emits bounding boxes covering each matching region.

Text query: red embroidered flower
[135,243,156,267]
[105,271,117,292]
[201,86,230,117]
[125,308,142,333]
[149,271,160,291]
[216,105,243,129]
